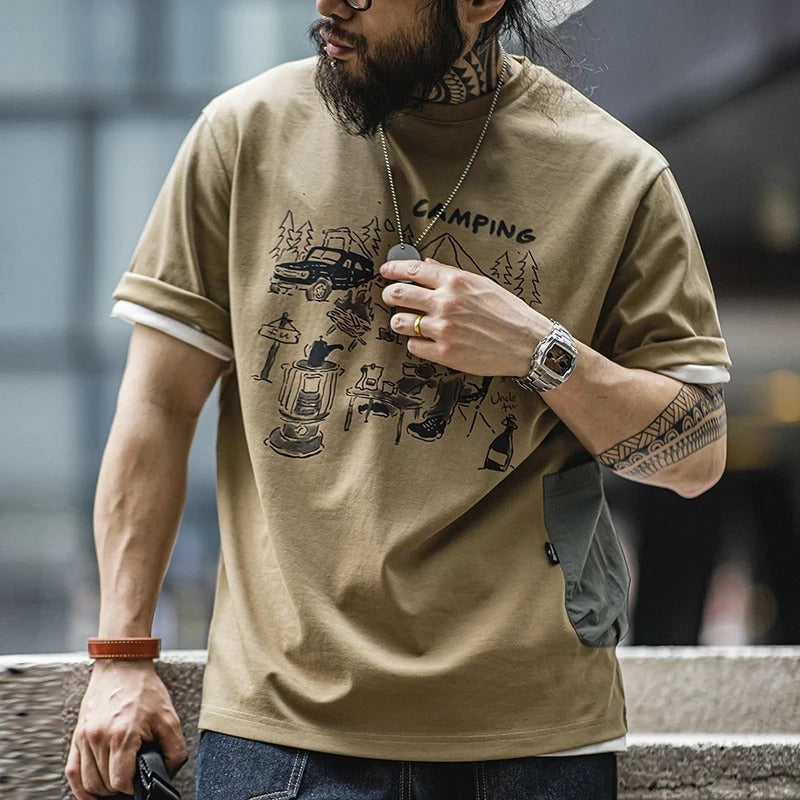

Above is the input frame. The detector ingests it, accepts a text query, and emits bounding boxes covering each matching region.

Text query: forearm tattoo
[430,37,501,104]
[597,384,727,481]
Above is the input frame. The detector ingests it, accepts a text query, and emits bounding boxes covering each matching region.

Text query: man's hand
[65,660,188,799]
[380,257,548,376]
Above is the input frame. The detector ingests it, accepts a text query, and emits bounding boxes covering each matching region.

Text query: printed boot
[407,414,448,441]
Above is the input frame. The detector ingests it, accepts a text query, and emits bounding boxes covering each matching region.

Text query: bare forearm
[94,399,197,637]
[542,342,727,497]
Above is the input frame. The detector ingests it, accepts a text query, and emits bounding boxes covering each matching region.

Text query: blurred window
[0,122,81,337]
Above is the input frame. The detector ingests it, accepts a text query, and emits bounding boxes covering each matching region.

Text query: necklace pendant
[387,243,422,262]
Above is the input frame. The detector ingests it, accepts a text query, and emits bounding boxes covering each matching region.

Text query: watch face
[544,343,574,377]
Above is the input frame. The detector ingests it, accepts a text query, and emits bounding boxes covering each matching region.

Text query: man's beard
[309,6,466,138]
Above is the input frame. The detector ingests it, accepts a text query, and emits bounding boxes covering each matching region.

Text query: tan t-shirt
[112,56,730,761]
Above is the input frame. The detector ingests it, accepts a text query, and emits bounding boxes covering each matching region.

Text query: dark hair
[443,0,583,82]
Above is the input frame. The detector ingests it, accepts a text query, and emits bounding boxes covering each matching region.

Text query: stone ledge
[619,647,800,734]
[1,648,798,799]
[622,736,800,800]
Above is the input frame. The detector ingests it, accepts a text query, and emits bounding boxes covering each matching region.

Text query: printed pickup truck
[270,247,375,301]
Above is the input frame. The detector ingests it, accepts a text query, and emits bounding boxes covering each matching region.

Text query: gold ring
[413,314,424,337]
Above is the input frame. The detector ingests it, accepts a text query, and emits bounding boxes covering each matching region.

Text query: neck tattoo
[430,37,502,105]
[381,45,511,263]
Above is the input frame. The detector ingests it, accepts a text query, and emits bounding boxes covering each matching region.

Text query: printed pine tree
[491,251,511,285]
[382,218,415,250]
[518,250,542,305]
[500,251,515,288]
[531,261,542,305]
[360,217,383,257]
[270,210,296,261]
[512,262,525,298]
[294,220,314,259]
[284,226,305,259]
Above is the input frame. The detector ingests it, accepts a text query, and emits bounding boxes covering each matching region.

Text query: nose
[316,0,356,20]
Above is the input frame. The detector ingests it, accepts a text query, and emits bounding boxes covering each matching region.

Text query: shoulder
[199,57,322,154]
[205,57,319,118]
[517,61,669,192]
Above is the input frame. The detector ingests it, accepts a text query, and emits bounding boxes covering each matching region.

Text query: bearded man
[66,1,731,798]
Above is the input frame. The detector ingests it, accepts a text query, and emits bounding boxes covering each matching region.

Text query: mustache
[308,18,366,55]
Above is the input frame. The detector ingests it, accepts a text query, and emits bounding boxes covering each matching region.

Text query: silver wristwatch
[515,320,578,392]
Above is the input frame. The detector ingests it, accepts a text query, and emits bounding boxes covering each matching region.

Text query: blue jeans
[195,729,617,800]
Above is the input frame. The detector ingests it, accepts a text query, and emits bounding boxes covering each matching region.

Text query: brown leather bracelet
[88,637,161,660]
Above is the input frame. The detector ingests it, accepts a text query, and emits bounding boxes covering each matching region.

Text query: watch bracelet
[514,320,578,393]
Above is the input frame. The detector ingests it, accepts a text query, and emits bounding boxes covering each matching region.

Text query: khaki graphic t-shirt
[112,56,730,761]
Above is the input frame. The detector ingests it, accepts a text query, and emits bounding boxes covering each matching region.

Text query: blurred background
[1,0,798,655]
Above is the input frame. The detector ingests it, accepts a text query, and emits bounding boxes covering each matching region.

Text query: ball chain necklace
[381,47,512,263]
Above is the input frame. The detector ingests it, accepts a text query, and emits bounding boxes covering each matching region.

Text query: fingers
[380,257,448,288]
[152,715,190,778]
[68,725,184,798]
[106,737,140,795]
[67,738,115,800]
[85,730,114,795]
[391,312,434,341]
[81,740,113,797]
[389,312,445,364]
[67,725,141,797]
[65,742,97,800]
[405,333,439,363]
[381,278,435,311]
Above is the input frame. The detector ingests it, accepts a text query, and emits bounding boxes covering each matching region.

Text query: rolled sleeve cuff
[612,337,731,382]
[657,364,730,385]
[111,300,234,362]
[112,272,232,350]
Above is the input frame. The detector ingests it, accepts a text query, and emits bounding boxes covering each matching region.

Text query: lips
[322,32,356,59]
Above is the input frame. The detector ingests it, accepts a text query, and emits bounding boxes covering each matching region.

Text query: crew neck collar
[399,54,538,124]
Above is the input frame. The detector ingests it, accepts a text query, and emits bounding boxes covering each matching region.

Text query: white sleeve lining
[657,364,730,385]
[539,734,628,757]
[110,300,234,362]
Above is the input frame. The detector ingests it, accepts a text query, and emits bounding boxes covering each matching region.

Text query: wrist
[91,657,157,672]
[98,610,154,639]
[510,309,551,378]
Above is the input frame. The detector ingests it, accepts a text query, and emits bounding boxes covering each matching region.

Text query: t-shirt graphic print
[254,205,542,467]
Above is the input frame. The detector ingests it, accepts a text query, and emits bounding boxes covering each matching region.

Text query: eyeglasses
[344,0,372,9]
